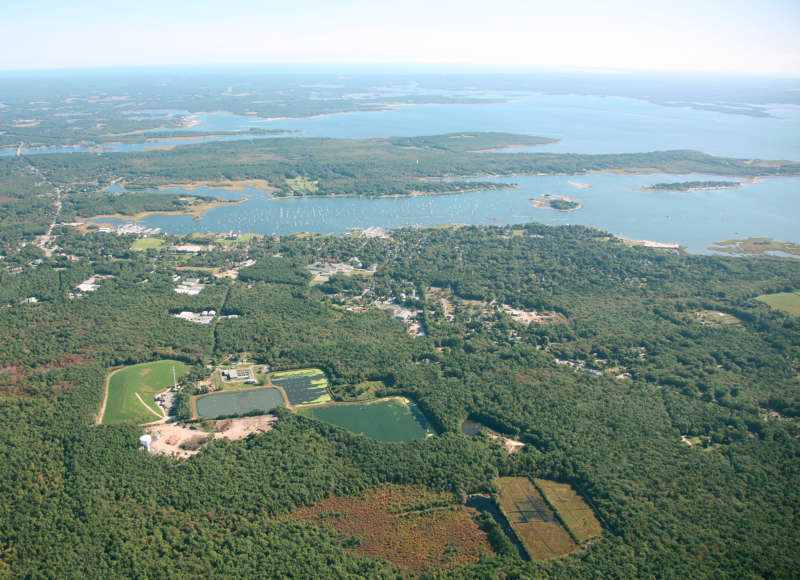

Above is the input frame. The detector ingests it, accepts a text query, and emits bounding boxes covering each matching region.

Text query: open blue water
[6,85,798,251]
[5,92,800,159]
[94,173,800,254]
[177,95,800,160]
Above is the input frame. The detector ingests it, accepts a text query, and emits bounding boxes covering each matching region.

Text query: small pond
[461,419,487,437]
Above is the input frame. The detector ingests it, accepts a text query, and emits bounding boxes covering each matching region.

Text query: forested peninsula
[23,135,800,199]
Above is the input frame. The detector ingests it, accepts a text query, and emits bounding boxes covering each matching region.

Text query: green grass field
[102,360,190,425]
[756,291,800,316]
[285,176,319,195]
[130,237,167,251]
[216,233,258,247]
[533,478,602,543]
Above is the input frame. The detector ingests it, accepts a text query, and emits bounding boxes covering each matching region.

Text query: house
[173,311,214,324]
[221,368,251,381]
[175,278,205,295]
[394,309,414,321]
[76,276,102,293]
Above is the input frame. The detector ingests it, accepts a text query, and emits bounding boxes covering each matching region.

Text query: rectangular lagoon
[196,388,285,418]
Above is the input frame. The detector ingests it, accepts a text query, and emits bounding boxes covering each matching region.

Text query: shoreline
[621,237,681,249]
[81,198,245,226]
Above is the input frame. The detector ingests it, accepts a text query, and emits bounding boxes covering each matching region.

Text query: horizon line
[1,61,798,79]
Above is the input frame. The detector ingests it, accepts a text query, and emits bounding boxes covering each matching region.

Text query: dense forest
[0,220,798,577]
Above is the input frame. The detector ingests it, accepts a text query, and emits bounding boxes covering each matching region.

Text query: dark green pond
[299,398,431,442]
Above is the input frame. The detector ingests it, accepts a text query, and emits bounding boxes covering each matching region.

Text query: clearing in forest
[146,415,278,458]
[461,419,526,453]
[494,477,577,560]
[502,304,565,325]
[285,175,319,194]
[756,291,800,316]
[533,479,602,543]
[270,368,331,406]
[694,310,741,326]
[101,360,190,425]
[426,285,491,321]
[289,484,492,573]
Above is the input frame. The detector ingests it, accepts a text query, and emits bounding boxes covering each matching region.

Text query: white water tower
[139,434,152,451]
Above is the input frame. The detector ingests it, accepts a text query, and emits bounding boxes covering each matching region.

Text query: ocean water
[7,82,798,250]
[179,94,800,160]
[95,173,800,254]
[6,92,800,159]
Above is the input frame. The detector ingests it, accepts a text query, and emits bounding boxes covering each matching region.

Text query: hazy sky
[3,0,799,74]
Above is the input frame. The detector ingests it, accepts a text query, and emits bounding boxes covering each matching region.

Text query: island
[639,180,743,192]
[530,194,582,211]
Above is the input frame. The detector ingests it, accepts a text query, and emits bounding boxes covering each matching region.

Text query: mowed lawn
[103,360,190,425]
[130,237,167,251]
[757,291,800,316]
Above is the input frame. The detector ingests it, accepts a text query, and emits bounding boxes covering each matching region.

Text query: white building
[175,279,205,295]
[139,434,152,451]
[170,244,206,253]
[173,311,214,324]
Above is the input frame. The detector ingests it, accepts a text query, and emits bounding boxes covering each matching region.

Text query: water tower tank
[139,434,152,450]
